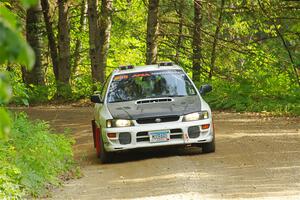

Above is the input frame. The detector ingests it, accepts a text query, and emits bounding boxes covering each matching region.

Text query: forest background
[1,0,300,198]
[1,0,300,115]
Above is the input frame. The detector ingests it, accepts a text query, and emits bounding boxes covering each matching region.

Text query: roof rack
[119,65,134,70]
[158,62,173,67]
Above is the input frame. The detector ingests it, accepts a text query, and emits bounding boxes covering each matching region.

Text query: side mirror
[90,94,103,104]
[199,84,212,95]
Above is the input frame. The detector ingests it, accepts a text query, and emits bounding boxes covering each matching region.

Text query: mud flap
[92,120,101,156]
[95,127,101,157]
[91,120,96,148]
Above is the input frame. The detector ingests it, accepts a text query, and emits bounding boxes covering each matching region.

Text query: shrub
[0,113,76,198]
[203,79,300,116]
[0,142,24,199]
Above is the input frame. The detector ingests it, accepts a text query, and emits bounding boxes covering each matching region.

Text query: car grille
[136,128,183,142]
[136,115,180,124]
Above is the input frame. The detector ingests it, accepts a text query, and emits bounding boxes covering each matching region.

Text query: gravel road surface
[16,107,300,200]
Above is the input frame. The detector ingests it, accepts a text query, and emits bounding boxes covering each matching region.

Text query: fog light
[201,124,210,129]
[107,133,117,138]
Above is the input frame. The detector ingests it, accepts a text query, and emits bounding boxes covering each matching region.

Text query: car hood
[107,96,202,120]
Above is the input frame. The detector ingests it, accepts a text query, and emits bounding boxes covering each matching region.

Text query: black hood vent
[136,98,173,105]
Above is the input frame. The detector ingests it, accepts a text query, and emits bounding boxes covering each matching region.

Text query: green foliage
[0,1,76,198]
[20,0,37,9]
[56,82,73,100]
[13,85,52,105]
[72,73,94,100]
[0,4,35,69]
[11,81,30,106]
[0,108,11,140]
[9,71,55,105]
[0,0,36,138]
[0,113,76,198]
[0,74,12,139]
[109,0,146,67]
[204,79,300,116]
[0,73,12,105]
[26,85,50,103]
[10,82,52,105]
[0,142,24,199]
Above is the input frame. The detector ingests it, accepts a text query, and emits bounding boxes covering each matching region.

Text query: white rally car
[91,62,215,163]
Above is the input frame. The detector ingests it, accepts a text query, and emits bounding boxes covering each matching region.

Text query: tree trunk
[23,2,45,85]
[88,0,112,84]
[57,0,71,98]
[72,0,86,73]
[175,0,184,63]
[40,0,59,80]
[209,0,225,80]
[98,0,113,83]
[146,0,159,65]
[87,0,101,83]
[192,0,203,82]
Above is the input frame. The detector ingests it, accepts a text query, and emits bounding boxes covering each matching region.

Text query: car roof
[112,64,183,75]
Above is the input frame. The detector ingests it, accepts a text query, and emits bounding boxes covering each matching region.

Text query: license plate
[149,130,170,143]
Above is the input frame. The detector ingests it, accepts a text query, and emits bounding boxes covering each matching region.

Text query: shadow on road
[106,146,204,164]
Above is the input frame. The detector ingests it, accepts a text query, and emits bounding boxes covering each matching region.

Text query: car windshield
[107,70,197,103]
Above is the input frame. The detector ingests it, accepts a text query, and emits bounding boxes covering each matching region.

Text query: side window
[101,75,112,101]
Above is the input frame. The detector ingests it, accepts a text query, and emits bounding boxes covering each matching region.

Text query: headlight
[183,111,209,121]
[106,119,134,128]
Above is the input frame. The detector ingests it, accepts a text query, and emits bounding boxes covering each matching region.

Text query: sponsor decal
[113,75,129,81]
[113,70,183,81]
[132,73,151,78]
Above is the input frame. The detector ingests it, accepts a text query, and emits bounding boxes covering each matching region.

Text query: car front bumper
[102,119,214,152]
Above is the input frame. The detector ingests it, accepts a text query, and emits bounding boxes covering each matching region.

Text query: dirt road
[17,107,300,199]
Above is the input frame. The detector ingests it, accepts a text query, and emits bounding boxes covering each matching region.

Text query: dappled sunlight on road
[218,131,299,138]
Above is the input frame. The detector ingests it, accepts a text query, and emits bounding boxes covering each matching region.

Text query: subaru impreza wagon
[91,62,215,163]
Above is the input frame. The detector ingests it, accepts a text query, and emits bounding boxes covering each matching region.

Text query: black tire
[99,135,113,163]
[202,139,215,153]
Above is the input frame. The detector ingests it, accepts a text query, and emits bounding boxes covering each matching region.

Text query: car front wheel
[202,139,215,153]
[98,134,113,163]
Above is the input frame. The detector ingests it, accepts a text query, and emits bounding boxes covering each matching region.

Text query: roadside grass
[0,112,79,199]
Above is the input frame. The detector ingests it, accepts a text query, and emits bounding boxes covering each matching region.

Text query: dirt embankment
[14,107,300,200]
